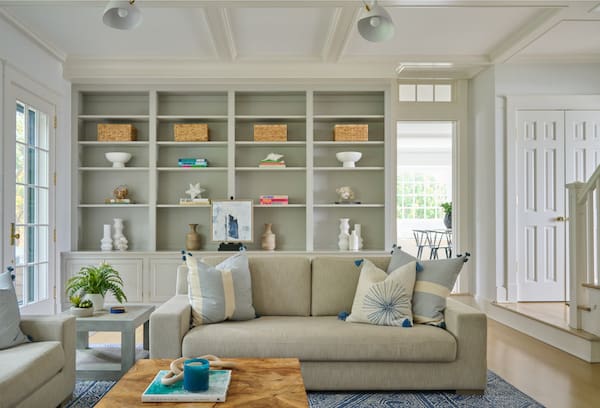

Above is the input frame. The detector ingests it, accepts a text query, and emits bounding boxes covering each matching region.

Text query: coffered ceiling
[1,0,600,80]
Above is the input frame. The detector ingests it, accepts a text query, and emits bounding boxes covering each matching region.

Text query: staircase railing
[567,165,600,329]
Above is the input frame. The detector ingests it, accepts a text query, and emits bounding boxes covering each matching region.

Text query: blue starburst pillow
[346,259,417,327]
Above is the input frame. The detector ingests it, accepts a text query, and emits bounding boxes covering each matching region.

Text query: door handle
[554,216,567,222]
[10,223,20,245]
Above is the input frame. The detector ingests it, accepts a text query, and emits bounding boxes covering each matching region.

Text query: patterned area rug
[66,370,543,407]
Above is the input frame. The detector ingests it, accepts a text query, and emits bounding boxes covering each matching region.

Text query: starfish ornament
[185,183,205,200]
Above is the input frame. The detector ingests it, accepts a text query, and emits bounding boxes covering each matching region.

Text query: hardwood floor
[488,319,600,408]
[87,315,600,408]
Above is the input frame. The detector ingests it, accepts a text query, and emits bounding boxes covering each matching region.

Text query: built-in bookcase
[72,87,388,252]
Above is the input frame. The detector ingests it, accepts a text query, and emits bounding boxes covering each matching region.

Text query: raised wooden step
[488,301,600,363]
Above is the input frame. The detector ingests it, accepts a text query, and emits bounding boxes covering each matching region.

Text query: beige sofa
[0,314,75,408]
[150,255,487,392]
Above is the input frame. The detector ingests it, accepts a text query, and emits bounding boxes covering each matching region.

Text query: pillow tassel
[337,311,349,321]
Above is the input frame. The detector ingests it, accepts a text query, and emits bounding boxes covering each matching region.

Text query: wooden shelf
[78,115,149,120]
[313,167,384,171]
[156,141,228,146]
[157,115,228,121]
[78,204,149,208]
[235,141,306,146]
[314,204,384,208]
[313,141,384,146]
[253,204,306,208]
[157,167,227,172]
[78,167,149,171]
[313,115,384,120]
[78,141,149,146]
[235,115,306,121]
[236,167,306,171]
[156,204,211,208]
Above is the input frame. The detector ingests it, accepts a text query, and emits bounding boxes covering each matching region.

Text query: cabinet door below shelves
[64,258,144,304]
[148,259,180,302]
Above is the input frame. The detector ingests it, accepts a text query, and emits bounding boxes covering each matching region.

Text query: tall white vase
[100,224,112,251]
[349,230,360,251]
[338,218,350,250]
[353,224,364,250]
[113,218,128,251]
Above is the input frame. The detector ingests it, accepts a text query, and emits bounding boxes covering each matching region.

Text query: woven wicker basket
[254,124,287,142]
[97,124,137,142]
[174,123,209,142]
[333,124,368,141]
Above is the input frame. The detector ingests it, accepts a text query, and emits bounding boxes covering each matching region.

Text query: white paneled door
[517,111,566,301]
[516,110,600,301]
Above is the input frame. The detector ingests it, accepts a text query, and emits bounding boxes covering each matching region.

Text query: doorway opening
[396,122,454,259]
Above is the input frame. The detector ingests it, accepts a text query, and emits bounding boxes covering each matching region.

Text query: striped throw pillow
[388,247,468,327]
[186,252,255,326]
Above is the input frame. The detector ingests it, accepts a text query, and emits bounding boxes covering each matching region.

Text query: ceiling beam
[321,7,360,63]
[487,8,564,63]
[488,4,597,63]
[204,7,237,61]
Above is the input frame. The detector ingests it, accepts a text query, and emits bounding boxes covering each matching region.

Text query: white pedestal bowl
[336,151,362,168]
[105,152,132,168]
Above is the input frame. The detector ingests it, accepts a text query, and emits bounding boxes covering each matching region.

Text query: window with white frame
[399,83,452,102]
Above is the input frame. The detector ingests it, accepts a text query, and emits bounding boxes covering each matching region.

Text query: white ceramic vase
[353,224,364,250]
[338,218,350,250]
[100,224,112,251]
[261,223,276,251]
[113,218,128,251]
[349,230,360,251]
[85,293,105,312]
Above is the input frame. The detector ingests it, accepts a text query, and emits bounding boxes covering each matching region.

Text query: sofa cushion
[186,252,255,325]
[0,341,64,407]
[347,259,416,327]
[182,316,456,362]
[0,271,29,350]
[202,256,311,316]
[311,256,390,316]
[388,247,467,327]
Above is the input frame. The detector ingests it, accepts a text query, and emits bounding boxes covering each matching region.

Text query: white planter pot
[85,293,105,312]
[70,307,94,317]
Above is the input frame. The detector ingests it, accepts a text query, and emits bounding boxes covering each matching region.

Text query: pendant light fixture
[103,0,142,30]
[357,1,395,42]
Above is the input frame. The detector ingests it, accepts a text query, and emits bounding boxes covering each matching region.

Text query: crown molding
[63,57,405,81]
[0,8,67,62]
[508,53,600,63]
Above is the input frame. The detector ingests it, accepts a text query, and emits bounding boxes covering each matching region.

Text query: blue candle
[183,358,210,392]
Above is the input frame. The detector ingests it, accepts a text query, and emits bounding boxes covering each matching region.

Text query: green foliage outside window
[397,171,449,220]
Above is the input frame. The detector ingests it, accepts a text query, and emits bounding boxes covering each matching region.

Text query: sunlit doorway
[396,122,454,259]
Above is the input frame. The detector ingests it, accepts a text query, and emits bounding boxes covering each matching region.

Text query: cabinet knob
[554,216,566,222]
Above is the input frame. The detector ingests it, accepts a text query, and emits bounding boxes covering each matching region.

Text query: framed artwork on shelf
[211,200,254,242]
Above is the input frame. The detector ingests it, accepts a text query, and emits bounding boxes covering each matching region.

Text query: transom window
[399,83,452,102]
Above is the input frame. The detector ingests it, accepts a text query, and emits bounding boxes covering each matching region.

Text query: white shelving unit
[72,87,388,254]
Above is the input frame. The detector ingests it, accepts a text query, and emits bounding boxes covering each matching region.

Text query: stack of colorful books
[259,195,289,205]
[178,158,208,168]
[259,158,286,168]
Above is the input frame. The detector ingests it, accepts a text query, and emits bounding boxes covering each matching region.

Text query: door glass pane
[16,103,25,142]
[36,150,49,187]
[14,225,25,265]
[13,267,24,304]
[35,226,49,263]
[434,84,452,102]
[36,188,49,225]
[37,113,49,149]
[15,185,25,224]
[16,143,26,184]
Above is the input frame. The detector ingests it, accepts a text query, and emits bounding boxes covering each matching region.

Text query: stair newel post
[567,182,586,329]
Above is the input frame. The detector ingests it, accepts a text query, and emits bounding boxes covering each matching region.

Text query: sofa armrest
[19,314,76,383]
[444,298,487,389]
[150,295,191,359]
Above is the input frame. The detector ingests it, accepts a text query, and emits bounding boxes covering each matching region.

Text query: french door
[3,85,55,314]
[516,110,600,301]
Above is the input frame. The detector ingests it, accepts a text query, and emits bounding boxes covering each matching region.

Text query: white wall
[468,66,497,302]
[496,63,600,95]
[0,16,71,291]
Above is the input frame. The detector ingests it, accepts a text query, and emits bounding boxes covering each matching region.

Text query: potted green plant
[441,202,452,229]
[66,262,127,311]
[69,295,94,317]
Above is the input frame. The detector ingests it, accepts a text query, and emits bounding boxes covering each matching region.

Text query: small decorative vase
[113,218,128,251]
[349,230,360,251]
[100,224,112,251]
[338,218,350,251]
[85,293,105,312]
[186,224,202,250]
[261,223,276,251]
[353,224,364,250]
[444,213,452,229]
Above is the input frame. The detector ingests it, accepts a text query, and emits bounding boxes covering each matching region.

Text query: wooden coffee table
[96,358,309,407]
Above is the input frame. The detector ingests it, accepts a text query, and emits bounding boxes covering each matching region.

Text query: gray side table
[72,304,155,380]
